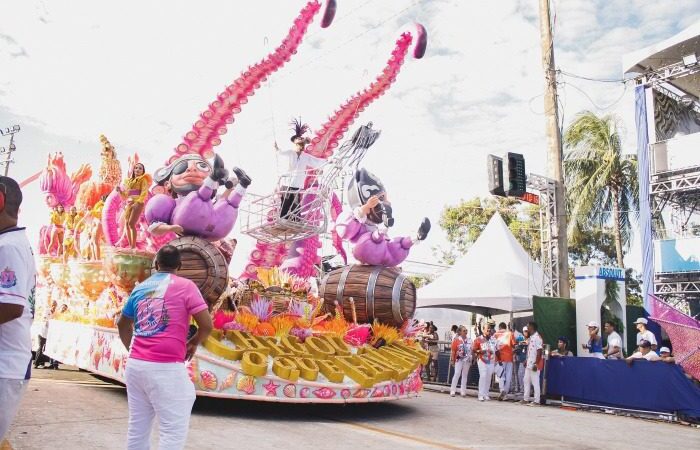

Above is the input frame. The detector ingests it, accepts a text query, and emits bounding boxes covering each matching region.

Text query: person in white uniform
[603,320,624,360]
[449,326,472,397]
[472,325,497,401]
[633,318,657,352]
[274,118,326,220]
[0,176,37,441]
[521,321,543,406]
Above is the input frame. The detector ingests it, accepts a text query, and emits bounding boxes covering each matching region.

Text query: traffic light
[506,152,526,197]
[487,154,505,196]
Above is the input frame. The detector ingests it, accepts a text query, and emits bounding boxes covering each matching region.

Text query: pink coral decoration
[213,310,236,330]
[344,324,371,347]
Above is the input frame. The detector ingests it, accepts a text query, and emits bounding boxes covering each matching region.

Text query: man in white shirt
[521,321,543,406]
[633,318,657,352]
[626,340,660,364]
[274,118,326,220]
[0,177,37,440]
[603,320,624,360]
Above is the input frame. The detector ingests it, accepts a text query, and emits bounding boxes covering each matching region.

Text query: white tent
[417,213,544,315]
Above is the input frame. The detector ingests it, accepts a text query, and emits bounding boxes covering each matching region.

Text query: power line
[561,80,628,111]
[558,70,627,84]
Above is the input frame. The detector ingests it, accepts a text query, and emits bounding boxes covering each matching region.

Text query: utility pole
[0,125,20,177]
[538,0,570,298]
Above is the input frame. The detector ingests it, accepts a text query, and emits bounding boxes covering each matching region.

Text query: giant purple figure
[145,154,251,241]
[335,168,430,267]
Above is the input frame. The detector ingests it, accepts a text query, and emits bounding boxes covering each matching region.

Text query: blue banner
[547,357,700,418]
[635,85,654,310]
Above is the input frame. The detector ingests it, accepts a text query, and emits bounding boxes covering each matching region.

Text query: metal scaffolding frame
[527,173,559,297]
[648,151,700,315]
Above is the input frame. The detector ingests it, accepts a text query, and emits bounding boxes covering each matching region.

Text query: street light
[0,124,20,176]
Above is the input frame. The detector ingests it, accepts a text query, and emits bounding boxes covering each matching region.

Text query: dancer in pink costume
[335,168,430,267]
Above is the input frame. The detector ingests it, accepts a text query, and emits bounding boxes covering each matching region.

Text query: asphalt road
[5,367,699,450]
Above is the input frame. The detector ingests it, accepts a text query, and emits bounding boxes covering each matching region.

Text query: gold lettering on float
[361,349,408,380]
[319,334,351,356]
[304,336,335,359]
[316,358,345,383]
[293,357,320,381]
[204,331,245,361]
[201,330,427,386]
[279,335,307,356]
[227,331,270,356]
[259,336,290,357]
[334,355,379,388]
[272,356,300,382]
[241,351,268,377]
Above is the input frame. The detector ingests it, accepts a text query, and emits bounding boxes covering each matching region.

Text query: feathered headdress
[289,117,310,142]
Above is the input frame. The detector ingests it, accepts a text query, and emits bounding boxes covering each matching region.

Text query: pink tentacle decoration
[19,171,42,188]
[101,191,124,247]
[305,25,427,159]
[168,1,324,165]
[330,191,347,264]
[240,241,288,280]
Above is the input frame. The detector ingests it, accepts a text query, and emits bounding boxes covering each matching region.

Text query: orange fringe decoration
[371,320,400,346]
[234,311,259,332]
[270,315,295,338]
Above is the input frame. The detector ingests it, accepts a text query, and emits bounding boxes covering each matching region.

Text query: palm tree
[564,111,639,268]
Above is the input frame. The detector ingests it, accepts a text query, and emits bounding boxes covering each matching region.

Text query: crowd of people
[417,319,545,405]
[417,313,682,405]
[578,318,677,365]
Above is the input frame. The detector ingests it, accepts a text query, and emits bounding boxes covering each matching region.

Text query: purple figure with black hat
[334,168,430,267]
[145,153,251,241]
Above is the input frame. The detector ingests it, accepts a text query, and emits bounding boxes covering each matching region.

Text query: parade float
[41,0,433,403]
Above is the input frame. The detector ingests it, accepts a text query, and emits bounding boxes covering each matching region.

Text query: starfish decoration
[263,379,280,397]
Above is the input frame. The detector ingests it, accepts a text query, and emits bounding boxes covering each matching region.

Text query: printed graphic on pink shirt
[134,295,170,337]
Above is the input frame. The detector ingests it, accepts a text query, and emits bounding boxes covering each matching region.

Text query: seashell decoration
[283,384,297,398]
[199,370,218,391]
[219,371,237,392]
[236,375,256,395]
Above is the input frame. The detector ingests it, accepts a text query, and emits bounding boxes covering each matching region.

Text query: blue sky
[1,0,699,276]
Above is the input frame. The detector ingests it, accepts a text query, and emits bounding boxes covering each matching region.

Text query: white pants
[450,358,470,396]
[523,366,540,403]
[0,378,28,441]
[477,360,495,399]
[125,358,196,450]
[516,362,525,392]
[499,362,513,394]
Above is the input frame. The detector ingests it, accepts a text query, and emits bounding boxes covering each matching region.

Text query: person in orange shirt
[494,322,516,401]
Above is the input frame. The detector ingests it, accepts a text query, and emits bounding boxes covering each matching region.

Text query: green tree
[407,274,433,289]
[434,196,541,264]
[568,225,617,266]
[625,269,643,307]
[564,111,639,268]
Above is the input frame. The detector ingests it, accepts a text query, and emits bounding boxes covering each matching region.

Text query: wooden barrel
[157,236,229,304]
[320,265,416,327]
